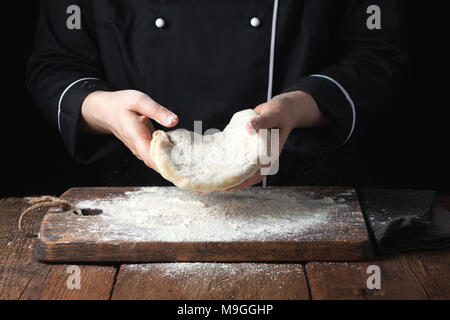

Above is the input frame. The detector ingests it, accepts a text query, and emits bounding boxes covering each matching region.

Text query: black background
[0,1,449,197]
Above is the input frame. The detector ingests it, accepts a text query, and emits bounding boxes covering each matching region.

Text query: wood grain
[19,264,117,300]
[36,187,374,263]
[409,249,450,299]
[0,198,52,299]
[1,195,450,300]
[0,198,118,300]
[305,249,450,300]
[112,263,309,300]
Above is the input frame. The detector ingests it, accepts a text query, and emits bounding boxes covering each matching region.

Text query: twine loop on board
[18,196,82,236]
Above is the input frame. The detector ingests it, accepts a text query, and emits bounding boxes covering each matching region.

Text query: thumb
[134,94,178,128]
[248,104,277,132]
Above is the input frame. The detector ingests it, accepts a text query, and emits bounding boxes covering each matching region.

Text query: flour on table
[75,187,349,242]
[126,263,302,281]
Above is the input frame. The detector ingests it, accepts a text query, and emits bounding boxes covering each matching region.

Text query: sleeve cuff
[58,78,116,162]
[284,75,356,145]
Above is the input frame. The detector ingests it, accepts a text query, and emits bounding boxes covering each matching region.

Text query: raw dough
[150,109,269,192]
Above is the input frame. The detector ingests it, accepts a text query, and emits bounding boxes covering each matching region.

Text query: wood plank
[0,198,52,299]
[112,263,309,300]
[0,233,50,300]
[305,249,450,300]
[0,197,117,300]
[36,187,373,262]
[411,249,450,299]
[19,264,117,300]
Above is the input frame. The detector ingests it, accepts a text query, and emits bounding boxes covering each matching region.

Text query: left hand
[226,90,329,192]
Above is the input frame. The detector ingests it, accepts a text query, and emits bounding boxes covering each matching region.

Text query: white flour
[125,263,302,281]
[74,187,350,242]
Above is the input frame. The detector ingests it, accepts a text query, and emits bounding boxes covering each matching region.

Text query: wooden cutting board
[35,187,374,262]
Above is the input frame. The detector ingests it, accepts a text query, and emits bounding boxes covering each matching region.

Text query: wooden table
[1,195,449,300]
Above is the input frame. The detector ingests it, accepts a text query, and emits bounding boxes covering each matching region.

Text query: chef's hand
[226,90,329,192]
[80,90,178,171]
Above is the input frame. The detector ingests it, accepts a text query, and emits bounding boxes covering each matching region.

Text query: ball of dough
[150,109,269,192]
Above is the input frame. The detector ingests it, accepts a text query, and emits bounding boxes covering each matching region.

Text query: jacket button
[250,17,261,28]
[155,18,166,28]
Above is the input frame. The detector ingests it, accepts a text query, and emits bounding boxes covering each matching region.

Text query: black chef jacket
[27,0,408,187]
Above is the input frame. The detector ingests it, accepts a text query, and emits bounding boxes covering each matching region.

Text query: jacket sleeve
[285,0,409,145]
[26,0,116,162]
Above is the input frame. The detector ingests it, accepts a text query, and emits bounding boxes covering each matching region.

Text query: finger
[227,177,262,192]
[254,103,267,115]
[134,94,178,127]
[247,102,280,134]
[130,118,159,171]
[226,172,265,192]
[135,137,158,171]
[250,112,278,132]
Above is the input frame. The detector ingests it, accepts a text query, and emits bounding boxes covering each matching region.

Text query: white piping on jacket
[310,74,356,145]
[263,0,279,188]
[267,0,279,102]
[57,77,99,132]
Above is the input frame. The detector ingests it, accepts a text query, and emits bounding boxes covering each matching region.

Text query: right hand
[80,90,178,171]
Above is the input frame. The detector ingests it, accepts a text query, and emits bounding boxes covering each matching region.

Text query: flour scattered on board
[74,187,351,242]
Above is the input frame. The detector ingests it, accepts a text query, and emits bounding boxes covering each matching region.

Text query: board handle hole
[80,208,103,216]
